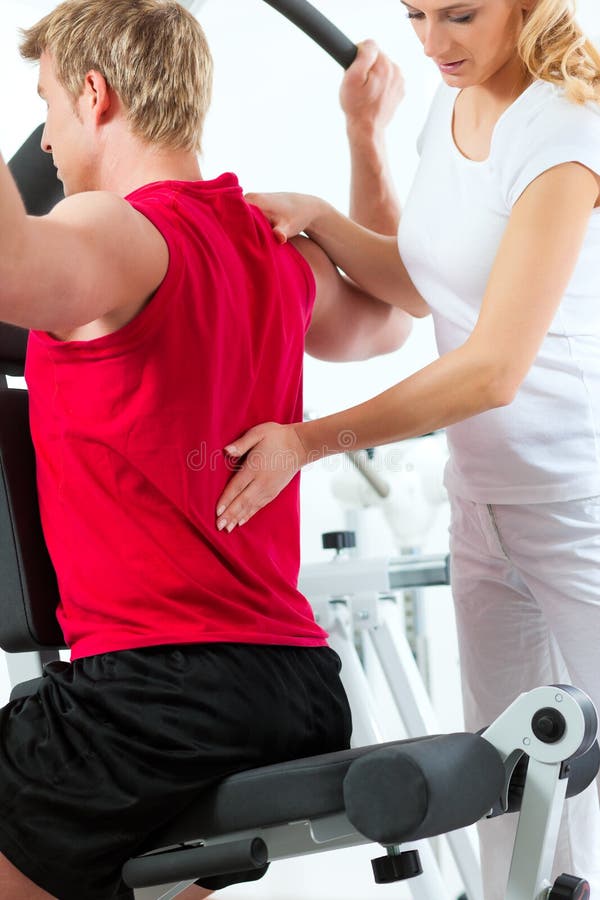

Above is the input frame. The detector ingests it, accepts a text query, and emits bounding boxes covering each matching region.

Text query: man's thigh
[0,643,350,900]
[0,853,55,900]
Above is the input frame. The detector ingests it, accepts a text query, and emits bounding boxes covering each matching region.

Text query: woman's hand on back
[215,422,310,532]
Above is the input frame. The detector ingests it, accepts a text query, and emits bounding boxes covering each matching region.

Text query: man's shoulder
[47,189,136,227]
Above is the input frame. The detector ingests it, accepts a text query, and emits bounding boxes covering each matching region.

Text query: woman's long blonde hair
[519,0,600,103]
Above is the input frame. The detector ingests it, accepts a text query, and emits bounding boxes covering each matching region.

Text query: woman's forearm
[214,339,513,530]
[339,40,404,234]
[296,340,510,460]
[305,200,423,314]
[347,125,402,236]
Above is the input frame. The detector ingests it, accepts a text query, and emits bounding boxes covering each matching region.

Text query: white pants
[449,493,600,899]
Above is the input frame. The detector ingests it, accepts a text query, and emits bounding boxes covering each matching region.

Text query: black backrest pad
[0,387,65,650]
[0,324,28,377]
[8,123,65,217]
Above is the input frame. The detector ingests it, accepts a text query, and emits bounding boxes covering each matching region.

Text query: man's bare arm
[291,235,412,362]
[0,153,168,335]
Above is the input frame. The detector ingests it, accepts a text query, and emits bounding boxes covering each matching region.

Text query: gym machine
[1,3,599,898]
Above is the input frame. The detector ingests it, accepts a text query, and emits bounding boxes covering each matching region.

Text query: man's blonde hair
[20,0,213,153]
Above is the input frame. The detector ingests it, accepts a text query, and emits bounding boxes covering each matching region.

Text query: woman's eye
[406,11,474,23]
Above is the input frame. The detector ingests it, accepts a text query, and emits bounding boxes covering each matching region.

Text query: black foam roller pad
[262,0,358,69]
[8,123,64,216]
[343,733,505,845]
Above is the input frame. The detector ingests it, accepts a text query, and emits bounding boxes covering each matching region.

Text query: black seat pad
[143,733,504,851]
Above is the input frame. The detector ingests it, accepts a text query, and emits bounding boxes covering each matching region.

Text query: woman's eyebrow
[401,1,477,10]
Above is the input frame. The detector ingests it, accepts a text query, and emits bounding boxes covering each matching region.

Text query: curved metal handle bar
[261,0,358,69]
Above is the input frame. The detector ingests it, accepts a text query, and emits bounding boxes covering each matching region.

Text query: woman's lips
[439,60,466,73]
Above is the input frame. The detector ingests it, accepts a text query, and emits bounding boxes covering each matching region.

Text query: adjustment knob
[322,531,356,552]
[548,873,590,899]
[371,850,422,884]
[531,708,566,744]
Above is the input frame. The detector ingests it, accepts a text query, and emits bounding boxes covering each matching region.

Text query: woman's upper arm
[468,160,599,402]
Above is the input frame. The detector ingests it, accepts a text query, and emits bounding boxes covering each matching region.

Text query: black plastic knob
[549,873,590,899]
[372,850,422,884]
[322,531,356,552]
[531,708,566,744]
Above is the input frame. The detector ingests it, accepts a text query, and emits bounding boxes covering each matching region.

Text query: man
[0,1,411,898]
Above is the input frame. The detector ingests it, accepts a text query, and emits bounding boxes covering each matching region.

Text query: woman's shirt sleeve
[500,93,600,209]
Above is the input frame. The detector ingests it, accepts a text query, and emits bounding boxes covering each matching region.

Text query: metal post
[325,602,384,747]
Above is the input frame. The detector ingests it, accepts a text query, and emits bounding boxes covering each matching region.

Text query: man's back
[26,174,328,660]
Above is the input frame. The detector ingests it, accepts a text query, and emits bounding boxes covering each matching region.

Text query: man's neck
[92,135,203,196]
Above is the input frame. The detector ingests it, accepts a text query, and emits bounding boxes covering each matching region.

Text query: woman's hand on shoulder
[245,192,325,244]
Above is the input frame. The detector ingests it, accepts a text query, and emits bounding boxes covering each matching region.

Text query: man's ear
[82,69,112,123]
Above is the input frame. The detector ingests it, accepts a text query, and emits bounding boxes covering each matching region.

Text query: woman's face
[401,0,534,86]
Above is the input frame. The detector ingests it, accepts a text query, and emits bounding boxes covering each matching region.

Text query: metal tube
[124,838,268,889]
[346,450,391,499]
[388,554,450,589]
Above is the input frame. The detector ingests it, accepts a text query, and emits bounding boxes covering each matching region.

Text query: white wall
[1,2,600,898]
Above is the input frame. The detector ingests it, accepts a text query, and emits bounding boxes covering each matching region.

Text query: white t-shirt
[398,79,600,503]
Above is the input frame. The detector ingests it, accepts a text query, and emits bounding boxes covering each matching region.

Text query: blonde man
[0,1,412,897]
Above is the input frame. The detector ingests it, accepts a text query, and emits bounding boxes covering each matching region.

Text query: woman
[216,1,600,896]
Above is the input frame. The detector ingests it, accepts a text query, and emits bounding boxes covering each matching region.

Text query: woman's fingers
[340,39,404,130]
[349,38,380,83]
[245,191,295,239]
[223,424,265,461]
[216,423,307,530]
[244,192,317,241]
[216,467,256,532]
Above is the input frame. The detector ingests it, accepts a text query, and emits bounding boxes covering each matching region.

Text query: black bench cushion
[143,733,504,851]
[0,388,65,650]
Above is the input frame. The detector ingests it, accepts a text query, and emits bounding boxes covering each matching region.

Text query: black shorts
[0,643,351,900]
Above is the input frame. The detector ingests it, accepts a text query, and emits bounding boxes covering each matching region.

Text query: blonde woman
[216,1,600,894]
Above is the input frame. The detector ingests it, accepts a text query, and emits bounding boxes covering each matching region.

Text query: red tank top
[26,174,328,659]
